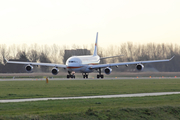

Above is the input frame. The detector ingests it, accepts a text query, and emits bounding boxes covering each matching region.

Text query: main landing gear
[67,71,75,79]
[82,73,88,79]
[97,68,104,79]
[67,70,104,79]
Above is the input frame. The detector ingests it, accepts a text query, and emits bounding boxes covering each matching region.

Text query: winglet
[4,58,8,64]
[4,58,8,63]
[93,32,98,56]
[169,56,175,61]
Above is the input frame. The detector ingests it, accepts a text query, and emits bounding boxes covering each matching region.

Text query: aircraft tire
[97,75,99,79]
[101,75,104,79]
[83,75,86,79]
[67,75,69,79]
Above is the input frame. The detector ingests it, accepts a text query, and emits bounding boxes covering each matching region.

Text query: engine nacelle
[51,68,59,75]
[136,64,144,71]
[104,67,112,75]
[25,65,33,72]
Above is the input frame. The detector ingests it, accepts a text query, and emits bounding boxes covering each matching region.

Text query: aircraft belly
[67,68,81,72]
[80,66,93,73]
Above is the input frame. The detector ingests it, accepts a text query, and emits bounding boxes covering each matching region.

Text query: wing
[89,56,175,69]
[5,58,66,68]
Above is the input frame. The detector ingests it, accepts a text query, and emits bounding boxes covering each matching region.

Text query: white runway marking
[0,92,180,103]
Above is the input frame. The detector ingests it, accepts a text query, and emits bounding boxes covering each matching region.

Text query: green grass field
[0,79,180,119]
[0,79,180,99]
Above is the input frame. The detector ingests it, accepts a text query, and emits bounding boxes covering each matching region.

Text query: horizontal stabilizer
[100,55,124,60]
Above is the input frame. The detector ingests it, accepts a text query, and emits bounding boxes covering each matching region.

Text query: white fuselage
[66,55,100,73]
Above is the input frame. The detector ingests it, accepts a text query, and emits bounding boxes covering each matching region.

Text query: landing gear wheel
[67,73,75,79]
[70,75,75,79]
[82,73,88,79]
[97,75,104,79]
[67,71,75,79]
[97,75,99,79]
[100,75,104,78]
[97,68,104,79]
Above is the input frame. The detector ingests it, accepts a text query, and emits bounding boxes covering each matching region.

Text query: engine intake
[51,68,59,75]
[104,67,112,75]
[25,65,33,72]
[136,64,144,71]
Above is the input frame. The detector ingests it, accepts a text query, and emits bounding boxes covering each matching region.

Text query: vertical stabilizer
[93,32,98,56]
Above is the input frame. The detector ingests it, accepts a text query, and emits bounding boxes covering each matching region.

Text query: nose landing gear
[67,71,75,79]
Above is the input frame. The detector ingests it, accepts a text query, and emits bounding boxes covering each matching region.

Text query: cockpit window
[69,61,78,63]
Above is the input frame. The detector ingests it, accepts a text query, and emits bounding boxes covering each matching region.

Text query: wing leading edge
[89,56,175,69]
[5,59,66,68]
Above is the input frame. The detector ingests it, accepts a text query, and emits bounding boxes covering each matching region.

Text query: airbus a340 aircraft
[6,33,174,79]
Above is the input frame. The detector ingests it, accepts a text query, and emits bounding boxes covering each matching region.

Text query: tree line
[0,42,179,73]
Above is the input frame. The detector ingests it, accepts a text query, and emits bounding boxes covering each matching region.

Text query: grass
[0,78,180,119]
[0,79,180,99]
[0,95,180,119]
[1,94,180,114]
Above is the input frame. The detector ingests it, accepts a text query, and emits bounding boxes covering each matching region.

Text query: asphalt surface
[0,77,179,81]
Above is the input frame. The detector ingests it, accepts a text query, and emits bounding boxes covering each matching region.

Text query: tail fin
[93,32,98,56]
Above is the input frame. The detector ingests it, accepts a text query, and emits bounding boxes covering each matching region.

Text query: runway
[0,92,180,103]
[0,76,179,81]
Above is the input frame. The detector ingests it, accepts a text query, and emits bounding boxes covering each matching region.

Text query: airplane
[5,32,174,79]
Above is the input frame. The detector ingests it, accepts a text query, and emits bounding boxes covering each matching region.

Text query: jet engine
[136,64,144,71]
[51,67,59,75]
[104,67,112,75]
[25,65,33,72]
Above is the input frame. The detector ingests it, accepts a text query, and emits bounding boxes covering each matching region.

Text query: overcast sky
[0,0,180,47]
